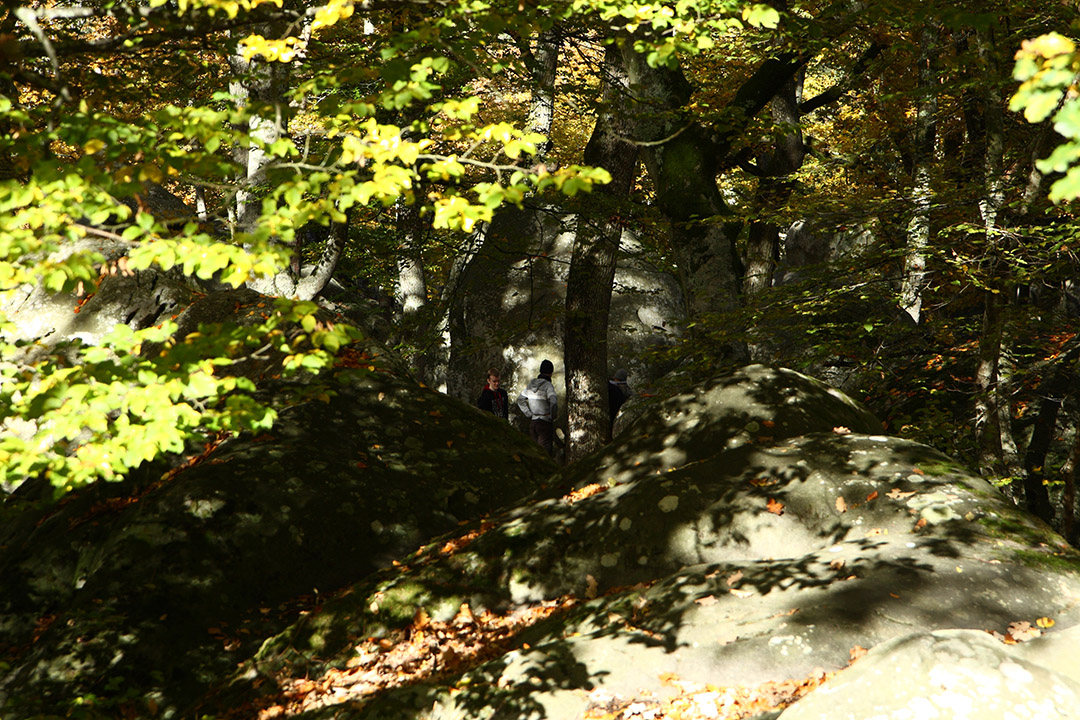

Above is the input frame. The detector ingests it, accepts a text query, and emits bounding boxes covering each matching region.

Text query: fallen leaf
[452,604,475,627]
[694,595,718,607]
[726,570,744,586]
[585,574,598,599]
[829,559,845,570]
[658,672,681,686]
[1007,620,1041,642]
[849,645,868,663]
[835,496,847,513]
[767,498,784,516]
[750,477,778,487]
[865,527,885,537]
[833,426,851,435]
[886,488,916,499]
[1037,616,1055,628]
[914,517,928,531]
[866,490,879,502]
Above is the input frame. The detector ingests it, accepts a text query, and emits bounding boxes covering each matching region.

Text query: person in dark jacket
[516,359,558,455]
[477,368,509,420]
[607,368,632,437]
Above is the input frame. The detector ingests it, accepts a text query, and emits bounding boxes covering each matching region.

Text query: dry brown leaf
[833,426,851,435]
[452,604,475,627]
[726,570,744,586]
[1007,621,1041,642]
[886,488,916,499]
[835,496,847,513]
[694,595,718,607]
[849,645,868,663]
[914,517,928,531]
[564,483,605,503]
[866,490,879,502]
[658,671,681,686]
[829,559,845,570]
[767,498,784,516]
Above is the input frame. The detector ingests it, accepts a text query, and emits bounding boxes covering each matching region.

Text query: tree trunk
[744,72,806,302]
[973,22,1014,489]
[229,44,289,234]
[1020,345,1080,523]
[619,45,748,365]
[524,29,559,161]
[564,43,639,463]
[395,196,440,383]
[1066,426,1080,544]
[899,22,938,324]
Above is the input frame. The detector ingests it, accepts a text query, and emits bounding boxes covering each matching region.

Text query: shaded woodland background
[5,2,1080,715]
[1,0,1080,533]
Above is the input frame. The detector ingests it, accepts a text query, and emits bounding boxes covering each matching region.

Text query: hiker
[608,368,632,435]
[477,368,509,420]
[516,359,558,456]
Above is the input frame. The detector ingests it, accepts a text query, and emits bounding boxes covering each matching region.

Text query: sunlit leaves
[312,0,355,32]
[0,300,362,493]
[240,35,307,63]
[1012,32,1077,123]
[1011,32,1080,202]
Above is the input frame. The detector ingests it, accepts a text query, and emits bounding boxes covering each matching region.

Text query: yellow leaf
[1037,616,1055,628]
[84,139,106,155]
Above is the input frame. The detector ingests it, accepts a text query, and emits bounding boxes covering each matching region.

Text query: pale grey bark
[899,22,938,325]
[228,47,289,234]
[524,29,559,160]
[972,22,1021,491]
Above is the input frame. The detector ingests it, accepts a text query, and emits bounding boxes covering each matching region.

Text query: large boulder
[562,363,882,489]
[0,368,557,719]
[191,366,1080,720]
[778,626,1080,720]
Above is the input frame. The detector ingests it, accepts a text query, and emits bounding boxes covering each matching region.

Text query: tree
[0,0,611,494]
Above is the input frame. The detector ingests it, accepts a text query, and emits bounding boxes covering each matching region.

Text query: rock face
[4,364,1080,720]
[191,366,1080,720]
[446,205,685,428]
[0,238,198,354]
[777,626,1080,720]
[0,369,556,719]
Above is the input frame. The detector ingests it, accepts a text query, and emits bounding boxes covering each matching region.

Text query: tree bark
[973,21,1015,489]
[618,45,749,365]
[743,72,806,300]
[1020,344,1080,523]
[564,42,639,463]
[229,43,290,234]
[899,21,938,324]
[524,29,559,161]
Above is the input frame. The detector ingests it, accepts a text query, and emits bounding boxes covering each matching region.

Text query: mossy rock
[0,368,556,719]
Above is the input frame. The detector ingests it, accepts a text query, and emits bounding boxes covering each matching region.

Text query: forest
[4,0,1080,716]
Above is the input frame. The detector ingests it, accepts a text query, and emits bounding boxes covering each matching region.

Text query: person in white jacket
[516,359,558,456]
